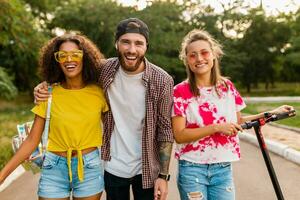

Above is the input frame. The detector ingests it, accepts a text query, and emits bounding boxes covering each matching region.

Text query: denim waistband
[45,149,99,163]
[179,159,231,168]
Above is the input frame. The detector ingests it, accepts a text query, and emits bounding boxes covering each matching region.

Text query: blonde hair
[179,29,226,96]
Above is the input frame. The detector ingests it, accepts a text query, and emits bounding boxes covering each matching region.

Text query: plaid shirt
[99,57,174,189]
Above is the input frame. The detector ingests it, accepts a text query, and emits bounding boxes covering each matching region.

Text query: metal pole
[253,124,284,200]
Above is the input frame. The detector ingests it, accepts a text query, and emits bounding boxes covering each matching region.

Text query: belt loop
[55,153,60,165]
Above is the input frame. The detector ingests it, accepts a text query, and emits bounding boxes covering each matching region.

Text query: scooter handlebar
[241,121,253,129]
[271,110,296,121]
[241,110,296,130]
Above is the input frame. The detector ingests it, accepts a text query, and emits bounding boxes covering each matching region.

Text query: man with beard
[34,18,174,200]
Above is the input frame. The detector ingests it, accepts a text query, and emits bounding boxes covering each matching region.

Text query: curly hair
[39,33,104,84]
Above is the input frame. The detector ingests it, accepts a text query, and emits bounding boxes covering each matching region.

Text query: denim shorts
[38,149,104,198]
[177,160,235,200]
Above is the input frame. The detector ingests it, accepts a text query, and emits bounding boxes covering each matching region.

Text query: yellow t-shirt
[31,84,108,181]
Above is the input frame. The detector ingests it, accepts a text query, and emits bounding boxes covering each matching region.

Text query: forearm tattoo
[158,142,173,174]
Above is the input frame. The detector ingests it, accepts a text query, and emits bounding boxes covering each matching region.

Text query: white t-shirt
[105,67,145,178]
[172,79,246,164]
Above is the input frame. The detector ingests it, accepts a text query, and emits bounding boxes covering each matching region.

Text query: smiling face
[186,40,215,79]
[116,33,147,74]
[56,41,83,80]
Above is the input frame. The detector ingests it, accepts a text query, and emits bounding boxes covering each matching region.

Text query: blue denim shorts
[38,149,104,198]
[177,160,235,200]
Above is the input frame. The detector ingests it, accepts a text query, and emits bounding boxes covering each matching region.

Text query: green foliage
[239,82,300,97]
[0,0,48,92]
[0,0,299,92]
[0,67,18,100]
[238,7,292,92]
[0,144,14,169]
[283,9,300,81]
[0,96,33,168]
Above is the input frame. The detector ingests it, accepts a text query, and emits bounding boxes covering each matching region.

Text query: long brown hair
[179,29,227,96]
[39,33,104,84]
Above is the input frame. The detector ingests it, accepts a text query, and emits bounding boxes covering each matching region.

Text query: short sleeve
[172,83,192,117]
[102,100,109,113]
[98,87,109,113]
[227,81,246,112]
[31,101,47,118]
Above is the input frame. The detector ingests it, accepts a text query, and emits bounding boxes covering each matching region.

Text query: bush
[0,67,18,100]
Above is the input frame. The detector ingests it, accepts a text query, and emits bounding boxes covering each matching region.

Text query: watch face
[158,173,170,181]
[264,112,270,118]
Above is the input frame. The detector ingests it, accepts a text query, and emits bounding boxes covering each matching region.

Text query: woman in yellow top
[0,33,108,200]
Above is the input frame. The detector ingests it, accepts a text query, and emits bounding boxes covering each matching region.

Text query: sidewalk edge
[0,166,25,192]
[268,122,300,134]
[239,131,300,165]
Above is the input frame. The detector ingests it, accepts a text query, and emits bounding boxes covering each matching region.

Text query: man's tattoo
[158,142,173,174]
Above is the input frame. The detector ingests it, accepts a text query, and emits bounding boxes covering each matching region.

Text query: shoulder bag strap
[41,85,53,155]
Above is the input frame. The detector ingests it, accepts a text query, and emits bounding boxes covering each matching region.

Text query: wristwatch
[264,112,271,118]
[158,173,170,181]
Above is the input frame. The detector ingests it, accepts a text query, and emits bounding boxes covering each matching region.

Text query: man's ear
[115,42,118,50]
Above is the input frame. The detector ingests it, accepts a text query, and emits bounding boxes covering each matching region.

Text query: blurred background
[0,0,300,168]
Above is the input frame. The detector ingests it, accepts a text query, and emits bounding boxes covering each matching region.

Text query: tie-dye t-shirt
[172,79,246,164]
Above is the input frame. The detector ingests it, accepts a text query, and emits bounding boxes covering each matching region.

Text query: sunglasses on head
[54,50,83,63]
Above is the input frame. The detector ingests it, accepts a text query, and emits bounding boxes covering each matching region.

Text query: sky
[117,0,300,15]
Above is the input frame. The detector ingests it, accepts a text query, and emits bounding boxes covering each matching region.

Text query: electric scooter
[241,109,296,200]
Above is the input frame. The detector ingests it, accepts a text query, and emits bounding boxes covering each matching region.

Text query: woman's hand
[270,105,294,115]
[0,172,5,185]
[216,122,242,136]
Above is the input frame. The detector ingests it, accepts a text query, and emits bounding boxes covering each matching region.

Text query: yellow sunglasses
[54,50,83,63]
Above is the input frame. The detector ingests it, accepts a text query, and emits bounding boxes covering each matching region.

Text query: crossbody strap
[41,85,53,154]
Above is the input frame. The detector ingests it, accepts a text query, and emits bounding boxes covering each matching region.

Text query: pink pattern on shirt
[173,80,246,163]
[198,102,216,126]
[227,80,244,105]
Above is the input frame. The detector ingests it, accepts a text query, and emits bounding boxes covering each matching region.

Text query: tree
[239,8,291,92]
[0,0,47,92]
[282,8,300,81]
[0,67,18,100]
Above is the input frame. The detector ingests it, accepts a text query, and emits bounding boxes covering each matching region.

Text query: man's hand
[33,81,49,104]
[154,178,168,200]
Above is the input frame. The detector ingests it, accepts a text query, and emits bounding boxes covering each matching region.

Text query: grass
[238,82,300,97]
[0,94,34,168]
[243,102,300,128]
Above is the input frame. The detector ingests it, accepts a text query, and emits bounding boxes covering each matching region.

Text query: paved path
[1,141,300,200]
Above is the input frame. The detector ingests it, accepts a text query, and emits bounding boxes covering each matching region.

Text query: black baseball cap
[115,18,149,43]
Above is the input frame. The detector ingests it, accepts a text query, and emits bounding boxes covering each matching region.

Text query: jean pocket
[85,156,101,169]
[219,162,231,168]
[42,156,56,169]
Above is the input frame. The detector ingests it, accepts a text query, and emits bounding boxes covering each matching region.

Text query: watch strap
[264,112,271,118]
[158,173,170,181]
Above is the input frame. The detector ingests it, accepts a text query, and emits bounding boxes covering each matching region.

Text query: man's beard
[118,51,145,73]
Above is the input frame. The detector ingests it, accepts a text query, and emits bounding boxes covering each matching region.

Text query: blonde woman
[172,29,293,200]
